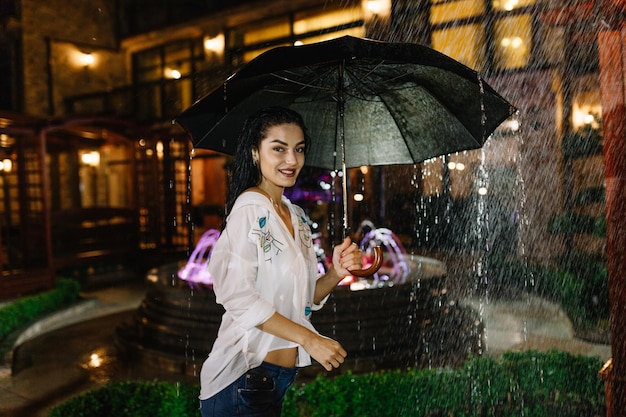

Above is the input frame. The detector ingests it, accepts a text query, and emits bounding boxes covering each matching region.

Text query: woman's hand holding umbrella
[332,237,383,278]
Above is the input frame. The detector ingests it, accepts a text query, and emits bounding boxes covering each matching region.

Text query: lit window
[244,20,291,45]
[430,0,537,71]
[294,7,363,35]
[238,7,365,63]
[297,27,366,46]
[492,0,535,12]
[430,0,485,24]
[134,39,202,83]
[493,14,532,69]
[432,24,487,70]
[572,90,602,131]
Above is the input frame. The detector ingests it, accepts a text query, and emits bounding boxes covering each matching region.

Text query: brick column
[597,1,626,415]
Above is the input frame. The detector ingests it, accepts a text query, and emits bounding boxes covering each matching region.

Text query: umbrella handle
[350,246,383,277]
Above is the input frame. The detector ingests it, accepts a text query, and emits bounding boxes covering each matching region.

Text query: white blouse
[199,191,324,400]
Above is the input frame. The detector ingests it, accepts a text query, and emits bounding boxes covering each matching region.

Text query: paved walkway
[0,282,612,417]
[461,296,611,359]
[0,283,154,417]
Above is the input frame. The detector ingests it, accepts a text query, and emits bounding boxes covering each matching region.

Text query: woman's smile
[256,123,305,191]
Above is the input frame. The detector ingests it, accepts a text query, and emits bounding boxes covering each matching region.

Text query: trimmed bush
[286,351,604,417]
[0,278,80,341]
[48,380,198,417]
[50,351,605,417]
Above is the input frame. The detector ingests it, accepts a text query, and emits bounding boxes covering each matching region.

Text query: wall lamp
[363,0,391,19]
[204,34,225,55]
[81,151,100,167]
[0,159,12,173]
[77,51,95,68]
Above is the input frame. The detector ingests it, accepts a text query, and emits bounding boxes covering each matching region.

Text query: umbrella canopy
[176,36,516,277]
[177,35,516,171]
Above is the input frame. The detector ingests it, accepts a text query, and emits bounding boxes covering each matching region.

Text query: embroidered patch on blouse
[253,215,284,260]
[298,216,312,248]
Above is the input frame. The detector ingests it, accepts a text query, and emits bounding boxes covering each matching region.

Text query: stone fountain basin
[117,255,483,375]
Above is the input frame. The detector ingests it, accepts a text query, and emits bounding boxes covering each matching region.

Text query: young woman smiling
[199,107,363,417]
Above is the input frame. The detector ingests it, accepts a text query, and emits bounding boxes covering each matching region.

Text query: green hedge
[50,351,605,417]
[0,278,80,341]
[285,351,604,417]
[562,128,602,159]
[547,211,605,237]
[48,380,198,417]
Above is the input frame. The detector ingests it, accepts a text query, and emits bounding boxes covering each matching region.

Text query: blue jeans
[200,362,298,417]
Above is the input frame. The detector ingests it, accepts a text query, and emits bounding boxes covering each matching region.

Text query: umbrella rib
[269,69,336,94]
[342,64,421,102]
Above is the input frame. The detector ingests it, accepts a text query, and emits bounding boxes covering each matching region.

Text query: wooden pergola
[0,112,191,300]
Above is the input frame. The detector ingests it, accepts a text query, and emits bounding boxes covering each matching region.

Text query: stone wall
[20,0,126,117]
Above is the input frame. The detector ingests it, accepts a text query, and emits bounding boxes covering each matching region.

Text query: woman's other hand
[302,333,347,371]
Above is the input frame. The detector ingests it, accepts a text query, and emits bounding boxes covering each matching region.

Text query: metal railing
[64,70,225,123]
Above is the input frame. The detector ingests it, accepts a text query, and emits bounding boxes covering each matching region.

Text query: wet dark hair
[225,106,309,218]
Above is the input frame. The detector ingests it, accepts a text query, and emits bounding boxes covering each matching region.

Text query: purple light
[178,226,410,288]
[359,228,410,284]
[178,228,220,286]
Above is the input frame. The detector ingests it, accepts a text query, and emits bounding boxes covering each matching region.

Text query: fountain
[117,226,484,376]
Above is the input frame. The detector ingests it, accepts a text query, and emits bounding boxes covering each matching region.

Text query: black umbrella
[176,36,516,275]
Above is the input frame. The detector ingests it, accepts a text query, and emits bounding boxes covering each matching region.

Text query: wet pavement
[0,280,612,417]
[0,282,197,417]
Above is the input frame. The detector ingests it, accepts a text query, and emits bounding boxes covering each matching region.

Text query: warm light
[359,165,369,174]
[78,52,95,67]
[89,353,102,368]
[572,110,596,129]
[204,34,225,54]
[0,134,10,146]
[0,159,12,173]
[363,0,391,18]
[156,141,164,159]
[81,151,100,167]
[164,68,181,79]
[447,161,465,171]
[294,40,304,46]
[501,36,523,49]
[353,193,364,202]
[504,0,519,11]
[572,97,602,130]
[478,187,488,195]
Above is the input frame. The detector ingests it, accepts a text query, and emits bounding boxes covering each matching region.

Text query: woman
[199,106,363,417]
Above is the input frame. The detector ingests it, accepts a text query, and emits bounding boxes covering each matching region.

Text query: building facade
[0,0,604,297]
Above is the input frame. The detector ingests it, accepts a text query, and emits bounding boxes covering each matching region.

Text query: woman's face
[254,122,306,190]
